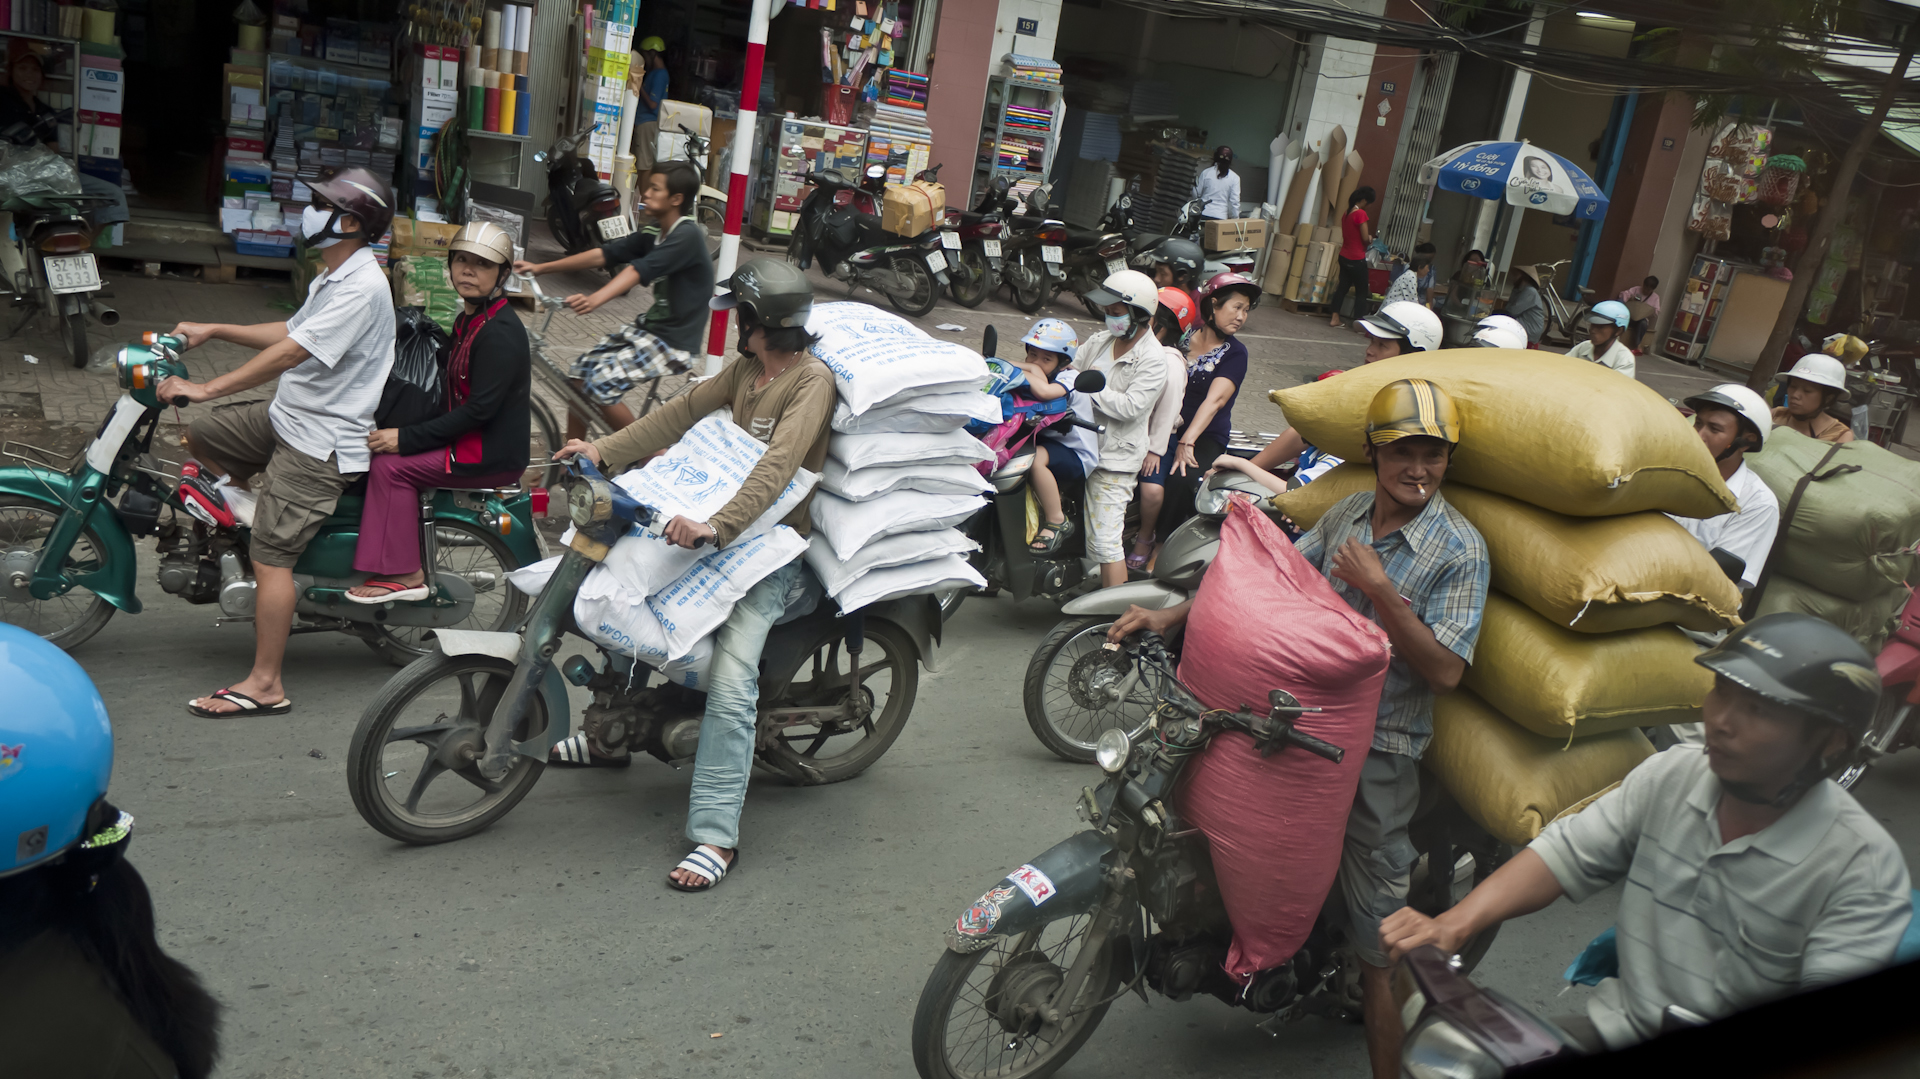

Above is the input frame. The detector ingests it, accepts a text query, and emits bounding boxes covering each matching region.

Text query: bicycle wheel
[525,396,563,491]
[697,197,728,260]
[361,522,531,667]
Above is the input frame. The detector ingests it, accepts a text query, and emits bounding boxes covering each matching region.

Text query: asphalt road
[61,534,1920,1079]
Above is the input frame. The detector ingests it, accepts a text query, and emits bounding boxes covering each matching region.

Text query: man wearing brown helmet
[155,168,397,718]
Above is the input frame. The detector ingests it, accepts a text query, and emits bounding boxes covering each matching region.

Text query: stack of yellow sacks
[1268,352,1745,847]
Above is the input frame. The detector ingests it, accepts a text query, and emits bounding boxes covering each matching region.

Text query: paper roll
[1266,134,1288,206]
[468,85,486,129]
[465,45,483,84]
[483,85,501,132]
[497,5,515,55]
[513,90,530,136]
[483,7,501,50]
[513,4,532,51]
[499,87,516,134]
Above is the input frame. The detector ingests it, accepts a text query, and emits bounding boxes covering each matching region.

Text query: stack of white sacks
[804,302,1000,609]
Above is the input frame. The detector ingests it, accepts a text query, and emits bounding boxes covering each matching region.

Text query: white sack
[820,459,992,501]
[828,428,993,471]
[601,466,815,598]
[806,301,990,415]
[507,555,562,597]
[574,566,673,662]
[658,634,714,690]
[831,554,987,611]
[617,413,815,522]
[809,490,987,560]
[646,525,808,657]
[804,528,979,597]
[830,390,1002,435]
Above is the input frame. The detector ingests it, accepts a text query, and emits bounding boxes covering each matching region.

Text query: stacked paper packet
[801,303,1001,610]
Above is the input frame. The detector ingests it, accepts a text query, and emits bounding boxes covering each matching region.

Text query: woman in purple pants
[347,222,530,603]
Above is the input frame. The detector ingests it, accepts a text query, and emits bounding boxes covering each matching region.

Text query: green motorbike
[0,332,543,662]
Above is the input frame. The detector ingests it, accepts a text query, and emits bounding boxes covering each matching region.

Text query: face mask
[1105,313,1132,336]
[302,205,343,248]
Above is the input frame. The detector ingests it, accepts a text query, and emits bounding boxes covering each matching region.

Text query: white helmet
[1685,383,1773,451]
[1775,352,1847,393]
[1358,301,1444,354]
[1472,313,1527,349]
[1086,268,1159,319]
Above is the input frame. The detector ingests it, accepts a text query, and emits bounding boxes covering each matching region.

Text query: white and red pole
[704,0,775,374]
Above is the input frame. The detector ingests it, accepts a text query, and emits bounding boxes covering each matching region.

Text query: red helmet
[1156,286,1197,334]
[1198,270,1259,301]
[308,166,395,242]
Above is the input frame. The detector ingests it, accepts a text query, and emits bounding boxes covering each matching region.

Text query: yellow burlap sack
[1426,689,1654,846]
[1268,467,1743,632]
[1463,592,1711,738]
[1752,574,1906,651]
[1268,350,1736,517]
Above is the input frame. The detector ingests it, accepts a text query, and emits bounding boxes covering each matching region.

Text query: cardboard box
[390,216,461,255]
[80,65,125,114]
[1202,217,1267,252]
[882,180,945,237]
[1311,226,1335,244]
[1261,249,1292,295]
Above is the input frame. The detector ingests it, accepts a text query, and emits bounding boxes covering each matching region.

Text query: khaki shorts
[189,400,358,568]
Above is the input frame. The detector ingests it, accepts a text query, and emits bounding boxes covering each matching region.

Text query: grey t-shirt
[276,245,396,473]
[601,214,714,354]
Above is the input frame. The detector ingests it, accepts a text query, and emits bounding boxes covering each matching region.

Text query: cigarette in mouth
[1417,483,1427,497]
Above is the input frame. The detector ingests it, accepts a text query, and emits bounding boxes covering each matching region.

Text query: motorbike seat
[1063,226,1114,249]
[953,210,998,227]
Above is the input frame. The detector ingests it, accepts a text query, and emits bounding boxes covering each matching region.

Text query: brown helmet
[308,167,394,243]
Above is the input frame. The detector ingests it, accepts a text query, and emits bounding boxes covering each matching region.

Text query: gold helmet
[449,221,515,265]
[1365,378,1461,446]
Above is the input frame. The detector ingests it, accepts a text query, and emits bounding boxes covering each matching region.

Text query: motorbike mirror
[1074,370,1107,393]
[865,163,886,179]
[982,325,997,358]
[533,151,547,163]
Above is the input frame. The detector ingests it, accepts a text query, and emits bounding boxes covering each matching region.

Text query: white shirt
[1667,462,1778,588]
[1145,345,1187,458]
[1077,329,1169,473]
[1532,747,1911,1049]
[276,245,396,473]
[1570,336,1637,380]
[1046,364,1100,476]
[1192,167,1240,220]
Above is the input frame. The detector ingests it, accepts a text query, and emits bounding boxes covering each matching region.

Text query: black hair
[1410,253,1434,271]
[737,308,820,357]
[1213,145,1233,178]
[1349,186,1376,209]
[0,856,221,1078]
[1152,304,1183,344]
[652,160,701,215]
[1466,248,1486,261]
[1645,275,1660,288]
[1201,283,1259,334]
[1414,242,1437,255]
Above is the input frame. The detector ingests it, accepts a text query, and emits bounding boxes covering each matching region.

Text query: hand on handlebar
[663,515,717,550]
[511,259,543,277]
[1107,602,1187,645]
[169,322,218,349]
[154,375,212,406]
[552,439,602,465]
[1378,906,1467,964]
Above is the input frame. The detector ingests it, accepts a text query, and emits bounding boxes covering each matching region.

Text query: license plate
[597,215,633,240]
[45,253,100,295]
[927,252,947,273]
[982,239,1002,257]
[1042,245,1063,263]
[940,230,962,249]
[1105,257,1126,276]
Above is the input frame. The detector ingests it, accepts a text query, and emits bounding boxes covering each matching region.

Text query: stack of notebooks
[881,68,926,110]
[1005,104,1052,133]
[1005,53,1061,85]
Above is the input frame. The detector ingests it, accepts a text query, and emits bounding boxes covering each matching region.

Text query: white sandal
[547,732,630,768]
[669,844,737,892]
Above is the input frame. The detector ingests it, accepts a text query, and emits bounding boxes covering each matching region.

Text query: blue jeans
[684,557,806,849]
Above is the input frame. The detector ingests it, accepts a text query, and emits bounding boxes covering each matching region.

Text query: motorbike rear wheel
[911,910,1123,1079]
[947,248,991,308]
[1023,616,1163,763]
[1008,249,1050,314]
[887,254,940,317]
[347,652,548,844]
[0,495,117,650]
[360,523,531,667]
[66,310,89,368]
[763,619,919,783]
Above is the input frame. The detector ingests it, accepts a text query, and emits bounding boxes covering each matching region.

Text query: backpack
[965,357,1074,437]
[376,306,448,429]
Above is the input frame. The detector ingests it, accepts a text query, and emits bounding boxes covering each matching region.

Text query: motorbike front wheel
[0,495,117,649]
[1023,616,1162,763]
[911,910,1123,1079]
[1008,249,1050,314]
[947,248,992,308]
[887,254,940,318]
[347,652,548,844]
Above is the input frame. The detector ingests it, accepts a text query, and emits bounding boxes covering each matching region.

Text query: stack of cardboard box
[1285,224,1337,306]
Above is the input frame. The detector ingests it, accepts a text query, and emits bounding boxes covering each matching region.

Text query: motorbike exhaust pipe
[89,300,119,326]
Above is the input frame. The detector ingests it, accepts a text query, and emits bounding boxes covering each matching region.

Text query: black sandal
[1029,518,1074,554]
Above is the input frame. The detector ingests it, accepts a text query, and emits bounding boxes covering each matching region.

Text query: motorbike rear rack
[2,440,75,470]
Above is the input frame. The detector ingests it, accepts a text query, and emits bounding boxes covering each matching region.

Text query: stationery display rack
[974,69,1061,208]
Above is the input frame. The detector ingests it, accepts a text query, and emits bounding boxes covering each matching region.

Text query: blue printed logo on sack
[675,465,710,486]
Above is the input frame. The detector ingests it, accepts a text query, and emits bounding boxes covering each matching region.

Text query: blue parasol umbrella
[1418,140,1610,221]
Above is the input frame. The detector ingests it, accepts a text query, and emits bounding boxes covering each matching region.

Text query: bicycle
[1535,259,1596,346]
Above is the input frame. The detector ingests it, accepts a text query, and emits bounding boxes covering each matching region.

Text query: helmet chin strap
[1720,748,1844,808]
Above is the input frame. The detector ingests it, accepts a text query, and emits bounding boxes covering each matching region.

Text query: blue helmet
[1589,300,1631,328]
[0,624,113,877]
[1019,318,1078,361]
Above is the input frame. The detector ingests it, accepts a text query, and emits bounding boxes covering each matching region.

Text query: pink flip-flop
[345,579,430,604]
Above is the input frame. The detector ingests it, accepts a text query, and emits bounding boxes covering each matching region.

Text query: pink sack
[1175,495,1391,981]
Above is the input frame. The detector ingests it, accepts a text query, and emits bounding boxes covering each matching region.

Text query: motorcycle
[346,458,939,845]
[0,333,541,661]
[940,175,1011,309]
[1396,944,1579,1075]
[0,112,117,367]
[535,120,627,255]
[998,182,1067,315]
[910,631,1506,1079]
[1839,585,1920,788]
[788,162,950,318]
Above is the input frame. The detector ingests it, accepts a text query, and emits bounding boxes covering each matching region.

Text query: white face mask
[1104,312,1133,337]
[301,205,344,248]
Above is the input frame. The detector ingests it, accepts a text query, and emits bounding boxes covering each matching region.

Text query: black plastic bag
[376,306,448,429]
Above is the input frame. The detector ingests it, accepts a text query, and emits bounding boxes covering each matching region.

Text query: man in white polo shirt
[1380,612,1911,1051]
[1671,384,1779,592]
[155,167,396,718]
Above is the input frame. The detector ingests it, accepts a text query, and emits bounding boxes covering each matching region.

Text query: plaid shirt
[1294,490,1489,758]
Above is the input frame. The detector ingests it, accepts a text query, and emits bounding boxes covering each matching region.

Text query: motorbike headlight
[1403,1017,1504,1079]
[1193,479,1234,517]
[1095,728,1131,775]
[568,476,612,529]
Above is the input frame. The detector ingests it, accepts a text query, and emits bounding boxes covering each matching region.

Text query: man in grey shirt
[1380,612,1911,1051]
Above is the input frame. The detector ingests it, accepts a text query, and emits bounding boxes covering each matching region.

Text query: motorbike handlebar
[171,396,189,408]
[1282,727,1344,764]
[1066,416,1106,434]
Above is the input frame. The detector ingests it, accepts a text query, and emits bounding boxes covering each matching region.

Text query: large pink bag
[1175,496,1391,981]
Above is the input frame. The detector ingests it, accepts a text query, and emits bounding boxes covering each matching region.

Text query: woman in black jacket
[349,222,531,603]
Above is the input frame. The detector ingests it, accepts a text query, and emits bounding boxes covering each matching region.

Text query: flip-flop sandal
[668,845,738,892]
[547,732,631,768]
[187,689,292,718]
[345,579,431,605]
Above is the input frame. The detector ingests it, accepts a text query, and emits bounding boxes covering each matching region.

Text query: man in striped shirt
[1382,613,1912,1052]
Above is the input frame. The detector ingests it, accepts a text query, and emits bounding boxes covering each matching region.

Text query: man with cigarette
[1109,378,1489,1079]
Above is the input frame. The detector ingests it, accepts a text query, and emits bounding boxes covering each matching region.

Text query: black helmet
[308,166,394,243]
[1149,237,1205,274]
[1694,612,1881,735]
[710,257,813,329]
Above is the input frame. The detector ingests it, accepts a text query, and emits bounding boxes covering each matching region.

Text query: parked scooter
[0,112,115,367]
[0,333,541,662]
[1838,586,1920,788]
[939,175,1011,309]
[911,633,1505,1079]
[999,182,1066,314]
[346,458,939,845]
[789,162,950,317]
[535,120,627,255]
